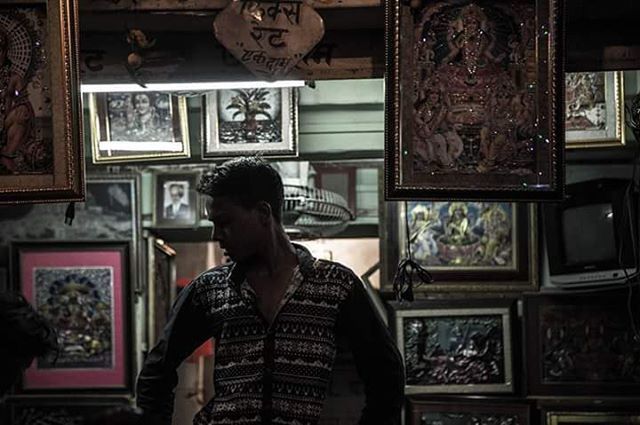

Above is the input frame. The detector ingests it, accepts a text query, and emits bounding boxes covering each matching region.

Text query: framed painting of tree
[202,87,298,159]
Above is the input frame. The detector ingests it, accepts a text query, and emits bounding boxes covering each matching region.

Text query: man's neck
[248,228,297,277]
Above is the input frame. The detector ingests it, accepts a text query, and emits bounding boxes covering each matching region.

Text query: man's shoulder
[189,264,234,293]
[308,258,359,284]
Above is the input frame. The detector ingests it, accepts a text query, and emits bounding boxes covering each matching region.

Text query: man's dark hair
[197,157,284,223]
[0,292,59,395]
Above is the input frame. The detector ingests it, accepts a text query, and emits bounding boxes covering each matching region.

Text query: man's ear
[256,201,272,224]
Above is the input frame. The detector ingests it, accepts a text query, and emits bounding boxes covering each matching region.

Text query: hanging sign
[213,0,325,80]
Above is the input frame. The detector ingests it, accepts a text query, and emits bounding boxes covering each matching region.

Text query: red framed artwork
[10,241,132,393]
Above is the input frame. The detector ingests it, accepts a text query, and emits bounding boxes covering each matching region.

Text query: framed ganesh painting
[385,0,564,200]
[0,0,84,203]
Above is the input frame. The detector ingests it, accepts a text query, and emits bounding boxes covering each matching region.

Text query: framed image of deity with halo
[381,201,537,293]
[0,0,84,204]
[385,0,564,201]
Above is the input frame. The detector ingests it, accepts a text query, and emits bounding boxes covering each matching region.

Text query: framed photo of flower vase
[381,201,537,293]
[565,71,624,148]
[203,87,298,159]
[524,291,640,396]
[390,299,516,394]
[385,0,565,200]
[407,398,530,425]
[10,241,133,393]
[0,0,84,204]
[88,91,190,163]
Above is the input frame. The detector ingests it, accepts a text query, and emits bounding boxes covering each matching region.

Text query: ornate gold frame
[0,0,83,204]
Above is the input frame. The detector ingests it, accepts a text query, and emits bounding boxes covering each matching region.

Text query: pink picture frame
[11,241,132,393]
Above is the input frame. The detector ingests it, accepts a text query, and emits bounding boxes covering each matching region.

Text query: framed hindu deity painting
[202,87,298,158]
[88,91,190,163]
[524,291,640,396]
[146,233,176,347]
[0,0,84,204]
[565,71,624,148]
[385,0,564,200]
[390,299,516,394]
[10,241,133,393]
[6,396,132,425]
[381,201,537,292]
[545,411,640,425]
[407,398,530,425]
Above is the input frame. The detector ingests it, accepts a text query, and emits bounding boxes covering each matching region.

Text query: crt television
[543,178,637,288]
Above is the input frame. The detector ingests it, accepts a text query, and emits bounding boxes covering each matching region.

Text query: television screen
[561,203,617,266]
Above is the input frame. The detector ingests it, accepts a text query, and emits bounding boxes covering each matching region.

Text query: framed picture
[88,91,190,163]
[10,241,133,393]
[566,71,624,148]
[385,0,564,200]
[153,172,199,227]
[0,1,84,204]
[313,164,357,214]
[407,398,530,425]
[525,291,640,396]
[381,201,537,292]
[7,396,132,425]
[390,299,516,394]
[545,412,640,425]
[203,87,298,159]
[146,234,176,347]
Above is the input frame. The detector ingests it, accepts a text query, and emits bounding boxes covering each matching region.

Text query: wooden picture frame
[545,411,640,425]
[390,299,516,394]
[153,171,199,228]
[88,91,190,163]
[566,71,624,148]
[10,241,133,393]
[146,234,177,347]
[0,0,84,204]
[524,290,640,396]
[385,0,565,200]
[407,398,530,425]
[203,87,298,159]
[381,201,537,293]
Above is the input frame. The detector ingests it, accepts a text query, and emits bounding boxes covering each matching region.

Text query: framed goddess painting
[10,241,133,393]
[88,91,190,163]
[390,299,516,394]
[0,1,84,204]
[381,201,537,292]
[203,87,298,158]
[565,71,624,148]
[385,0,564,200]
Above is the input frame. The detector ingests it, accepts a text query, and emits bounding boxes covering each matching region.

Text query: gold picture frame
[547,412,640,425]
[0,0,84,204]
[566,71,625,148]
[88,91,190,163]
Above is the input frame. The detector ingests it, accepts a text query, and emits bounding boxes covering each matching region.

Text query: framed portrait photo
[525,291,640,396]
[203,87,298,159]
[381,201,537,293]
[7,396,132,425]
[385,0,564,201]
[88,91,190,163]
[407,398,530,425]
[566,71,624,148]
[10,241,133,393]
[390,299,516,394]
[0,1,84,204]
[153,172,199,227]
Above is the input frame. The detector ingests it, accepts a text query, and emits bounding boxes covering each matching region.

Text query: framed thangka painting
[203,87,298,158]
[406,398,530,425]
[381,201,537,292]
[390,299,516,394]
[88,91,190,163]
[0,1,84,203]
[11,241,132,393]
[385,0,564,200]
[565,71,624,148]
[525,291,640,396]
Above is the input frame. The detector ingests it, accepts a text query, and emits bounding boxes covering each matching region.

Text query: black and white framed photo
[202,87,298,159]
[88,91,190,163]
[153,172,199,227]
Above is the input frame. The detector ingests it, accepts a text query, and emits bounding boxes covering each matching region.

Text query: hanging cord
[393,201,433,301]
[64,202,75,225]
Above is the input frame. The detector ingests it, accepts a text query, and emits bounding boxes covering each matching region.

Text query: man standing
[137,157,404,425]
